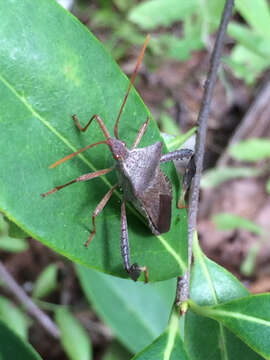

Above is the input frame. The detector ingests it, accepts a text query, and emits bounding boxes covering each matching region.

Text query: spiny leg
[85,183,118,247]
[73,114,110,139]
[41,168,113,198]
[132,117,150,150]
[121,201,149,283]
[160,149,195,208]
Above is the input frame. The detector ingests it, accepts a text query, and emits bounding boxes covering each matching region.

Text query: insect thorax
[115,141,172,235]
[116,142,162,197]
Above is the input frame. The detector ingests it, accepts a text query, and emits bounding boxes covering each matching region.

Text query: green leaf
[128,0,198,30]
[228,23,270,58]
[266,178,270,194]
[103,341,132,360]
[0,214,7,234]
[241,242,261,277]
[198,294,270,359]
[55,308,92,360]
[76,265,176,353]
[212,213,264,236]
[227,45,270,84]
[160,113,181,137]
[230,138,270,162]
[235,0,270,37]
[0,295,30,339]
[132,309,189,360]
[0,236,29,253]
[185,235,263,359]
[0,215,28,252]
[148,33,203,62]
[189,234,249,305]
[166,127,197,152]
[5,218,28,239]
[32,264,58,299]
[0,319,41,360]
[0,0,188,281]
[201,166,262,188]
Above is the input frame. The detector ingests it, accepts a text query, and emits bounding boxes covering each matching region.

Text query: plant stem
[175,0,235,308]
[0,261,60,338]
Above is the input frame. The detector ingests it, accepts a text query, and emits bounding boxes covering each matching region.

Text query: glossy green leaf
[0,319,42,360]
[132,331,188,360]
[129,0,197,30]
[201,166,262,188]
[0,295,30,340]
[5,218,28,239]
[0,0,188,281]
[197,294,270,359]
[32,264,58,299]
[76,265,176,353]
[212,213,263,236]
[132,309,189,360]
[230,138,270,162]
[55,307,92,360]
[185,235,263,360]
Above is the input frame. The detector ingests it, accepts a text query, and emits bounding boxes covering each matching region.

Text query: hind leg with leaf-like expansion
[85,183,118,247]
[121,201,149,283]
[41,168,113,198]
[160,149,195,208]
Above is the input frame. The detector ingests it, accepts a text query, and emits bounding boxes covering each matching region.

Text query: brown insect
[42,35,193,282]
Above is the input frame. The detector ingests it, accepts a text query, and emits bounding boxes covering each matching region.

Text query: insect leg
[131,117,150,149]
[121,201,149,283]
[49,140,108,168]
[160,150,195,208]
[85,183,118,247]
[41,168,113,198]
[160,148,193,163]
[73,114,111,139]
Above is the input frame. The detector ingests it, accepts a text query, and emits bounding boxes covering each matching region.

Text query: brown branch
[175,0,235,307]
[0,261,60,338]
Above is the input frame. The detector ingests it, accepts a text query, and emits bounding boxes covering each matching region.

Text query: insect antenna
[114,34,150,139]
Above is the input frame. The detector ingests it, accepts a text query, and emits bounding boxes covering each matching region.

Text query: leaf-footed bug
[42,35,194,283]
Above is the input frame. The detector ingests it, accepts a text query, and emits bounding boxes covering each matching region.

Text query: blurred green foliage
[82,0,270,85]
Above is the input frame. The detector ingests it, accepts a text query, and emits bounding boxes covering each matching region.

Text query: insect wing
[138,169,172,234]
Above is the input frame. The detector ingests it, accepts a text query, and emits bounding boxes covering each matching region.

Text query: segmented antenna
[114,34,150,139]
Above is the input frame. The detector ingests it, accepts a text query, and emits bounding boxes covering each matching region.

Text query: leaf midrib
[0,71,186,273]
[208,309,270,327]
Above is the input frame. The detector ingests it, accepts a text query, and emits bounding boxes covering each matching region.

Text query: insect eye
[114,154,121,160]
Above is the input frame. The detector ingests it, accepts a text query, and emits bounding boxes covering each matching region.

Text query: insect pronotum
[42,35,193,283]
